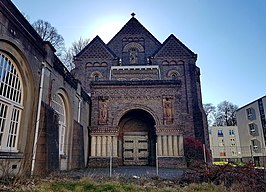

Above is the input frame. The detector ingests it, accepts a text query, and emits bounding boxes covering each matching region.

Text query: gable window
[94,75,99,81]
[52,93,66,155]
[0,52,23,152]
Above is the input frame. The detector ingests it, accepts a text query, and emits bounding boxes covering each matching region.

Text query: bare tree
[213,101,238,126]
[203,103,216,126]
[32,19,65,57]
[61,37,90,70]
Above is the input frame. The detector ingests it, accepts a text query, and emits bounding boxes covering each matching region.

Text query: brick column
[91,136,96,156]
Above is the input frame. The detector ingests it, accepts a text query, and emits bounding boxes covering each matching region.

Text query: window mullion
[1,104,12,149]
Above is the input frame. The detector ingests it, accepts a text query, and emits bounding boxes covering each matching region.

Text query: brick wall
[34,102,59,175]
[71,121,85,169]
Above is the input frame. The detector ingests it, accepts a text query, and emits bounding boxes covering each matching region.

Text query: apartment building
[236,95,266,166]
[209,126,241,162]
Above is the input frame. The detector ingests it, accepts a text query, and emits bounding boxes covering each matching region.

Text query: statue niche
[129,48,138,64]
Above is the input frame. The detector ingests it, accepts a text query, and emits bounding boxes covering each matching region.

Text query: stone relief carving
[163,96,174,124]
[98,96,109,124]
[129,48,138,64]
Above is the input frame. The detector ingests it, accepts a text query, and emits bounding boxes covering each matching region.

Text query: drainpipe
[77,98,81,123]
[31,62,45,176]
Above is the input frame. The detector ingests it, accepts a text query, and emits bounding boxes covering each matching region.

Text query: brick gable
[154,34,196,59]
[76,36,117,60]
[107,17,161,59]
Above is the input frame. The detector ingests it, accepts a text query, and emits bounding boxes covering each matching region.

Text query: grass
[27,177,227,192]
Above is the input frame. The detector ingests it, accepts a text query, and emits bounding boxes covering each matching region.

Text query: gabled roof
[75,35,117,59]
[154,34,197,58]
[107,16,161,46]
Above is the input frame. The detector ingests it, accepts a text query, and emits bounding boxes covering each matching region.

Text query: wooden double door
[123,132,149,165]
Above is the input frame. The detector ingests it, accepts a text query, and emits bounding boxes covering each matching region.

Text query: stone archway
[118,109,156,166]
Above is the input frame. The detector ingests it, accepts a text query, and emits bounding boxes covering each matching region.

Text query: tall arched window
[0,52,23,151]
[52,93,66,155]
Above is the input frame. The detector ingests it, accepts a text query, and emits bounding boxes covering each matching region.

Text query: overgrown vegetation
[182,160,266,192]
[1,160,266,191]
[1,176,227,192]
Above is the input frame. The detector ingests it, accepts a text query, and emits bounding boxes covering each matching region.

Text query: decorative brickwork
[73,15,208,168]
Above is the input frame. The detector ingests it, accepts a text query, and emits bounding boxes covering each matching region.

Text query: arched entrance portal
[118,109,156,166]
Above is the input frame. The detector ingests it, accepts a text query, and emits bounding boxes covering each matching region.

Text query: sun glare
[91,20,124,43]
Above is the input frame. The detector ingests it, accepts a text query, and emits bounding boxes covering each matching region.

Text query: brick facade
[0,0,208,176]
[74,15,208,168]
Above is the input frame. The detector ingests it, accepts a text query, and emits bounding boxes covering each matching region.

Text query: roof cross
[131,13,136,17]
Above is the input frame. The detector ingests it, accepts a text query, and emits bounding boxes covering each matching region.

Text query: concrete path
[64,166,187,180]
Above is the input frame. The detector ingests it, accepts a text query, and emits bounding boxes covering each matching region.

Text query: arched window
[167,70,180,80]
[171,73,178,80]
[91,71,102,81]
[0,52,23,151]
[52,93,66,155]
[94,75,99,81]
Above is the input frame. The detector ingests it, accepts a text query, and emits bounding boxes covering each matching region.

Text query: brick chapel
[0,0,208,177]
[73,14,208,167]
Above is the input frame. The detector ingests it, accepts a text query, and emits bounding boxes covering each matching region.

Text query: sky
[11,0,266,108]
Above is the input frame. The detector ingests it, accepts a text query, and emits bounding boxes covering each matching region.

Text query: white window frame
[249,123,256,134]
[229,129,235,136]
[52,93,66,155]
[0,52,23,152]
[246,108,253,119]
